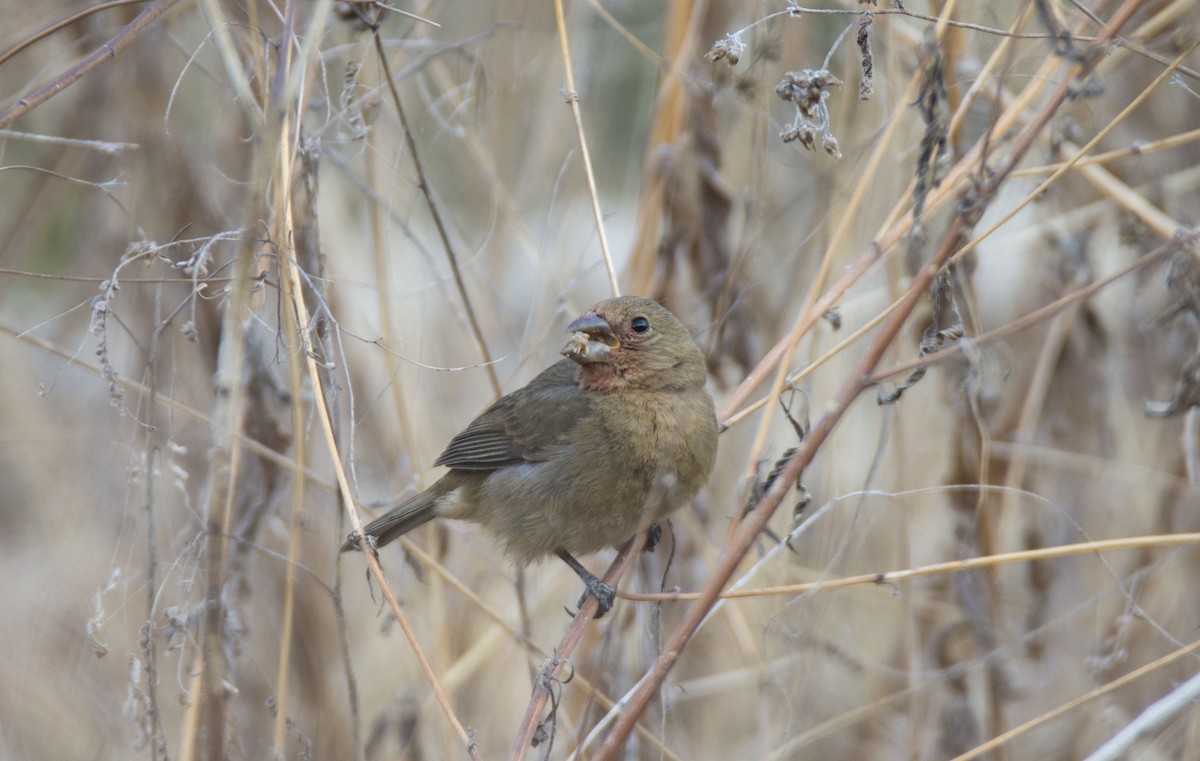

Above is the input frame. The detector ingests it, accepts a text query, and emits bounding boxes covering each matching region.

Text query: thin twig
[553,0,620,297]
[1083,668,1200,761]
[371,30,503,399]
[617,531,1200,603]
[141,273,169,761]
[0,128,138,153]
[1010,127,1200,178]
[725,5,1109,44]
[954,638,1200,760]
[196,0,260,123]
[194,138,266,761]
[581,0,663,67]
[272,15,304,746]
[274,265,306,756]
[0,0,150,67]
[0,0,181,128]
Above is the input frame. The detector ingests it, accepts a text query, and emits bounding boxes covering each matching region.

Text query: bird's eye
[630,316,651,334]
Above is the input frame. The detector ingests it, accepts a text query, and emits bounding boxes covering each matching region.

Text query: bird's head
[561,296,706,391]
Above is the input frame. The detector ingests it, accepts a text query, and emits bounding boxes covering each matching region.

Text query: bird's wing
[433,360,588,471]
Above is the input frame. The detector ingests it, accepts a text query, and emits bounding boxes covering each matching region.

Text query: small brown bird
[343,296,718,616]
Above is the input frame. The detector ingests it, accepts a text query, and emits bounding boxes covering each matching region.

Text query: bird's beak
[561,312,618,365]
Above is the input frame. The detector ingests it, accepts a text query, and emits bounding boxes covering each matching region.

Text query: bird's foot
[556,547,615,619]
[643,522,662,553]
[573,576,615,619]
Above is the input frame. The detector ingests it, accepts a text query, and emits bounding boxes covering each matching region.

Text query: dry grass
[1,1,1199,759]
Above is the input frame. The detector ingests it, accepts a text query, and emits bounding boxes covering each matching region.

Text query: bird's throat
[576,362,627,391]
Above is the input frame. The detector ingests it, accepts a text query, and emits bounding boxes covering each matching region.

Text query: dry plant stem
[0,268,234,284]
[368,40,499,751]
[354,550,482,760]
[953,638,1200,760]
[508,537,641,761]
[197,0,259,123]
[939,1,965,152]
[187,51,287,752]
[581,0,663,66]
[1084,667,1200,761]
[1088,0,1200,82]
[178,649,204,761]
[268,10,304,754]
[329,583,364,761]
[624,0,701,296]
[0,264,229,282]
[360,57,454,737]
[0,0,180,128]
[617,531,1200,603]
[1012,127,1200,178]
[361,116,443,750]
[997,280,1080,540]
[245,0,268,106]
[1187,408,1200,484]
[274,273,306,755]
[142,460,165,756]
[0,0,149,67]
[272,91,304,759]
[1071,148,1181,238]
[744,5,1095,41]
[371,32,502,399]
[141,296,170,761]
[592,4,1146,752]
[194,169,266,761]
[553,0,620,298]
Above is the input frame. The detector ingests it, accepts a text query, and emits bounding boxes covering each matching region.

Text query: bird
[342,296,718,616]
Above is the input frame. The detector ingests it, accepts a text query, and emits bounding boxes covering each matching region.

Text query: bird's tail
[341,488,440,552]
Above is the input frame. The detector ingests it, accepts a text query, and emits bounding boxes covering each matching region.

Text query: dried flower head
[776,69,842,158]
[706,34,745,66]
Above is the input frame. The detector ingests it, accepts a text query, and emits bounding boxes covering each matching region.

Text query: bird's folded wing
[433,359,589,471]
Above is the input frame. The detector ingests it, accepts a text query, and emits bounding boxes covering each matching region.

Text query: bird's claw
[574,577,615,619]
[643,522,662,553]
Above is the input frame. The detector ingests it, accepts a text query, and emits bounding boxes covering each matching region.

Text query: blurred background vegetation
[1,1,1199,759]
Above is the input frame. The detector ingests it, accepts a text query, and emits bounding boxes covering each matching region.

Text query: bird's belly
[464,462,653,563]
